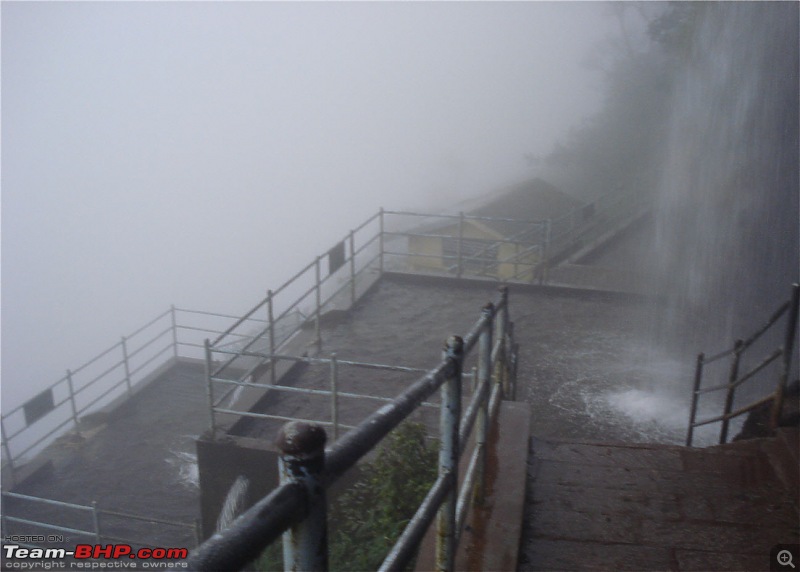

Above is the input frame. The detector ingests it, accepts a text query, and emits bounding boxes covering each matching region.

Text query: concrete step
[519,435,799,571]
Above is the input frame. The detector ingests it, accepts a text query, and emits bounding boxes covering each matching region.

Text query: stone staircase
[519,428,799,571]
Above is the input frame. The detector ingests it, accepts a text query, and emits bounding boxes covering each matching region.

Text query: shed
[408,179,583,281]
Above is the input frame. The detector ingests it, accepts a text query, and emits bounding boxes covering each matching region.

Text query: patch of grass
[254,421,437,572]
[329,421,438,572]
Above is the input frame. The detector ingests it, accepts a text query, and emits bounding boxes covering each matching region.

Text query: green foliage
[328,421,438,572]
[541,4,687,201]
[253,421,437,572]
[253,541,282,572]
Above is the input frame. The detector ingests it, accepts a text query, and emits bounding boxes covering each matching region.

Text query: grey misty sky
[2,1,612,406]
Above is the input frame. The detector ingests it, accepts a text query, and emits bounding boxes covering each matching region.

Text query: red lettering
[113,545,132,558]
[94,545,114,558]
[151,548,167,559]
[74,545,92,559]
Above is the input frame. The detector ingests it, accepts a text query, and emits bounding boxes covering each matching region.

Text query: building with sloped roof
[408,178,584,281]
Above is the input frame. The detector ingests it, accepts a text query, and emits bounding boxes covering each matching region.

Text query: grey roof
[407,178,584,242]
[467,178,585,239]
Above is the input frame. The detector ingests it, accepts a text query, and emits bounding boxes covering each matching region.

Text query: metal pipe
[204,340,216,436]
[455,446,481,539]
[1,419,15,487]
[541,219,551,284]
[474,303,493,505]
[379,473,452,572]
[686,353,705,447]
[456,212,464,279]
[349,231,357,306]
[315,256,322,350]
[330,354,339,442]
[379,208,385,275]
[496,287,509,397]
[121,337,133,396]
[436,335,463,572]
[771,283,800,429]
[170,305,179,359]
[268,290,276,385]
[720,340,743,444]
[66,369,80,432]
[188,482,308,571]
[277,422,329,572]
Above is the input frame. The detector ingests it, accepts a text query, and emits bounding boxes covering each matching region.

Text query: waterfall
[650,2,799,356]
[216,475,251,533]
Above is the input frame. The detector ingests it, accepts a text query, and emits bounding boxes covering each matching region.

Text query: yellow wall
[408,221,540,281]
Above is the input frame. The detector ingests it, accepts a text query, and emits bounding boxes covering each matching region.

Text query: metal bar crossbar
[189,288,514,572]
[686,283,800,446]
[2,192,610,559]
[1,492,198,549]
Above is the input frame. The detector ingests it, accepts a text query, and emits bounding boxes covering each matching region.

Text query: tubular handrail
[189,289,514,571]
[686,283,799,446]
[0,491,199,549]
[0,306,266,484]
[4,187,633,559]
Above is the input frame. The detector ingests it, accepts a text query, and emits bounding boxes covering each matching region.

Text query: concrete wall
[197,431,363,542]
[196,433,281,540]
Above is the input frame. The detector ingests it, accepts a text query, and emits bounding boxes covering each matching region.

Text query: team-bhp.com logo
[3,543,188,568]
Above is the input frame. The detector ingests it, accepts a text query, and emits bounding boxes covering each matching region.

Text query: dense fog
[2,2,615,408]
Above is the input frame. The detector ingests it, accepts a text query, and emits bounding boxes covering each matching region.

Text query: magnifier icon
[778,550,795,569]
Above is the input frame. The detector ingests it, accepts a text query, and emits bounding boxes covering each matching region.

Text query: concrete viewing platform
[4,207,798,570]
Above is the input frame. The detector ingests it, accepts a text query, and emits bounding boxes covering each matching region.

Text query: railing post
[330,353,339,443]
[770,283,800,429]
[495,287,509,397]
[436,335,463,572]
[511,339,520,400]
[541,220,551,285]
[349,230,357,306]
[379,208,385,275]
[315,256,322,350]
[507,322,516,400]
[277,421,328,572]
[474,304,493,506]
[1,418,15,487]
[91,501,101,543]
[268,290,276,385]
[686,353,705,447]
[204,339,216,436]
[66,369,80,432]
[170,305,179,359]
[120,337,133,397]
[720,340,743,444]
[456,212,464,279]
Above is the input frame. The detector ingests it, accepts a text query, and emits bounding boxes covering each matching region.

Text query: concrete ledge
[383,270,655,303]
[415,400,531,571]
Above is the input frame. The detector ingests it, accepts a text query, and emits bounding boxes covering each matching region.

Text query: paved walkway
[519,428,799,571]
[3,361,208,547]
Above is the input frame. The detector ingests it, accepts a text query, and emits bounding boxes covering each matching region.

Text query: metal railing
[188,287,517,572]
[383,183,650,285]
[686,283,799,446]
[0,491,199,550]
[2,184,635,565]
[0,305,276,487]
[3,185,641,476]
[206,348,443,441]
